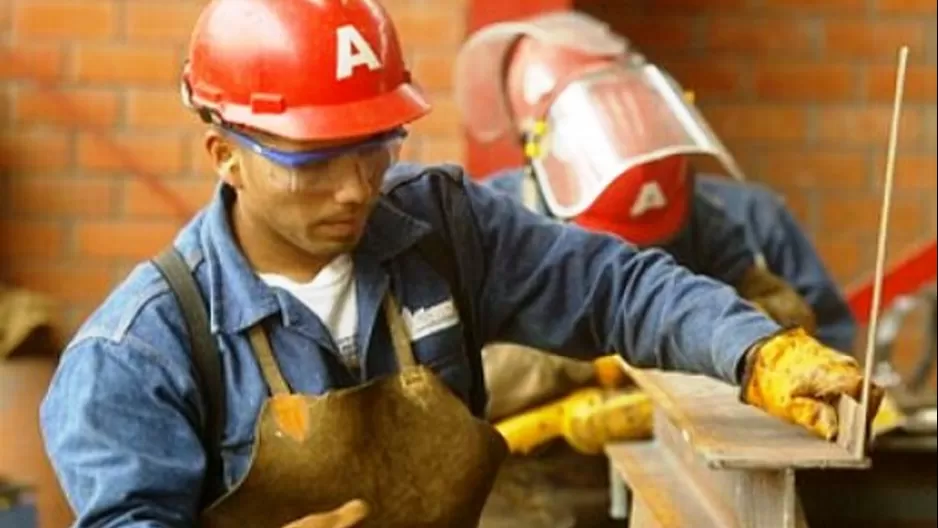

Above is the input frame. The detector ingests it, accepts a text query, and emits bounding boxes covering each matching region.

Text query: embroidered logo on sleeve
[402,298,460,342]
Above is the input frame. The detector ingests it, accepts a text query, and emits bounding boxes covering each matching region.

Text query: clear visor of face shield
[224,128,407,192]
[527,64,743,219]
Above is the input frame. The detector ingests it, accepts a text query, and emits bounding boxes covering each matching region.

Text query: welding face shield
[524,62,740,221]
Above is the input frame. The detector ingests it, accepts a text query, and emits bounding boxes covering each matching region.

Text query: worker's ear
[205,129,243,187]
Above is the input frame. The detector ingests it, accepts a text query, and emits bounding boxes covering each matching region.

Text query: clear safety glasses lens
[224,127,406,192]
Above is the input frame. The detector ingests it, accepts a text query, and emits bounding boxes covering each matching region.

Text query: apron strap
[247,324,291,396]
[382,294,416,369]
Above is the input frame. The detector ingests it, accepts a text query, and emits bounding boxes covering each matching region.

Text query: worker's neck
[230,204,331,284]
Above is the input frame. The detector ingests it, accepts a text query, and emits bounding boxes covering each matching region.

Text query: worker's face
[206,126,402,258]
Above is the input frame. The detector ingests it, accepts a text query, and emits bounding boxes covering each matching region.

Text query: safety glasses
[224,127,408,169]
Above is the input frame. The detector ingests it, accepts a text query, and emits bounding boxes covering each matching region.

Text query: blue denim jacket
[696,175,857,352]
[41,162,779,527]
[485,168,856,352]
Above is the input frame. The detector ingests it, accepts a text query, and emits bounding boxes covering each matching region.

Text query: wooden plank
[606,441,734,528]
[733,469,798,528]
[619,363,869,470]
[609,409,817,528]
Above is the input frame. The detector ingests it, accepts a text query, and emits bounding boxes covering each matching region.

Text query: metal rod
[858,44,909,454]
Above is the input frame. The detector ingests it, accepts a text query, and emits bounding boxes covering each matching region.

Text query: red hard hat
[182,0,431,141]
[573,155,692,247]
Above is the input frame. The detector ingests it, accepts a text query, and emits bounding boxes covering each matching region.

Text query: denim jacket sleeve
[40,329,205,527]
[758,199,858,352]
[690,191,757,286]
[453,174,782,384]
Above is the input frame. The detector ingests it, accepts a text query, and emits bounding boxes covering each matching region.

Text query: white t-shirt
[258,254,359,370]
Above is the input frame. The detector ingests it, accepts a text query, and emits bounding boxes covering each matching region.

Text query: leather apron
[201,294,509,528]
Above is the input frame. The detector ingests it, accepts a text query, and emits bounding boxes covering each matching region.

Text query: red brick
[0,0,10,31]
[700,104,809,142]
[925,194,938,232]
[0,88,9,126]
[763,0,866,10]
[420,138,465,164]
[124,180,215,217]
[607,16,696,52]
[818,193,927,236]
[0,131,71,173]
[876,0,936,14]
[823,20,928,61]
[125,2,204,42]
[703,19,815,57]
[865,65,937,103]
[1,265,115,303]
[13,88,120,127]
[0,221,66,258]
[816,106,924,146]
[127,89,200,130]
[74,45,179,86]
[0,44,65,81]
[77,133,185,177]
[813,235,865,285]
[761,151,869,190]
[872,154,937,191]
[409,96,461,136]
[14,0,115,40]
[394,9,464,49]
[412,52,456,93]
[75,221,181,259]
[6,178,116,217]
[928,108,937,153]
[753,63,857,101]
[656,58,747,98]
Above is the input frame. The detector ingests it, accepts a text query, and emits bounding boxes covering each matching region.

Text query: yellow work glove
[735,267,817,334]
[741,328,884,440]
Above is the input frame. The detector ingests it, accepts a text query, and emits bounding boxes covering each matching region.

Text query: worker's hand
[282,499,369,528]
[735,267,817,334]
[741,328,884,440]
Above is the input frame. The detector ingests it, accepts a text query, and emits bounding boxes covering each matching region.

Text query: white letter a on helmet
[630,181,668,217]
[336,24,382,80]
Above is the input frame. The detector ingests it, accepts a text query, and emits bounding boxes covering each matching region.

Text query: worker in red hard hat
[456,11,856,350]
[40,3,877,528]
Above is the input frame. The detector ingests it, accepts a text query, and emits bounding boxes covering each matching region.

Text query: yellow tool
[494,385,653,456]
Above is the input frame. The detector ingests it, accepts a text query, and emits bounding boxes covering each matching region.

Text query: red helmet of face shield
[182,0,430,141]
[573,155,691,246]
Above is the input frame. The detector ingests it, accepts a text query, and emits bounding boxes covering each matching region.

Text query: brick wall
[0,0,469,337]
[574,0,937,290]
